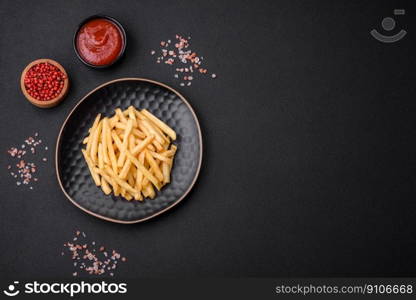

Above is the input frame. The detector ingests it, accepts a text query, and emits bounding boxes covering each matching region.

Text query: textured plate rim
[55,78,203,224]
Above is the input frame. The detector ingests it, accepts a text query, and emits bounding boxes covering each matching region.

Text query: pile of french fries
[81,106,177,201]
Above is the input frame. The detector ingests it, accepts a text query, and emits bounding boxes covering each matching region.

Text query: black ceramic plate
[56,78,202,223]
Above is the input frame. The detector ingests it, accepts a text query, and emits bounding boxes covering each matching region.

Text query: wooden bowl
[20,58,69,108]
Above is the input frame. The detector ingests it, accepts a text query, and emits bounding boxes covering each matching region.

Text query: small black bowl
[73,15,127,69]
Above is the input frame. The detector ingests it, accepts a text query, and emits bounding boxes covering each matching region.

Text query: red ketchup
[76,18,123,66]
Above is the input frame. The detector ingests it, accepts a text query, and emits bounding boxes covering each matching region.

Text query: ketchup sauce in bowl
[74,15,126,68]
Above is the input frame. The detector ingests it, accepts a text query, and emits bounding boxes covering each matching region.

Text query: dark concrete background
[0,0,415,278]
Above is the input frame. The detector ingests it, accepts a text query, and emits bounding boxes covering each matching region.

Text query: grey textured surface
[57,79,202,222]
[2,0,416,279]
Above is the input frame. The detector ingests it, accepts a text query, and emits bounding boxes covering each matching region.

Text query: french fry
[119,158,132,180]
[117,119,133,167]
[141,109,176,140]
[101,177,112,195]
[146,184,155,199]
[90,120,102,164]
[120,188,126,197]
[139,151,145,164]
[86,114,101,154]
[112,179,120,196]
[109,114,119,128]
[134,109,145,120]
[150,151,171,163]
[142,186,149,197]
[124,192,133,201]
[162,162,170,183]
[135,167,142,192]
[112,130,123,151]
[142,176,149,187]
[82,149,101,186]
[137,121,151,137]
[127,171,135,187]
[145,150,164,181]
[161,148,176,157]
[163,145,177,157]
[116,108,127,123]
[131,135,155,155]
[98,143,104,169]
[89,113,101,134]
[109,176,120,195]
[134,192,143,201]
[129,135,136,151]
[101,118,110,164]
[105,126,118,174]
[128,106,138,127]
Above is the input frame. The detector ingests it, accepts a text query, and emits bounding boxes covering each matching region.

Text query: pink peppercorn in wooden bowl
[20,58,69,108]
